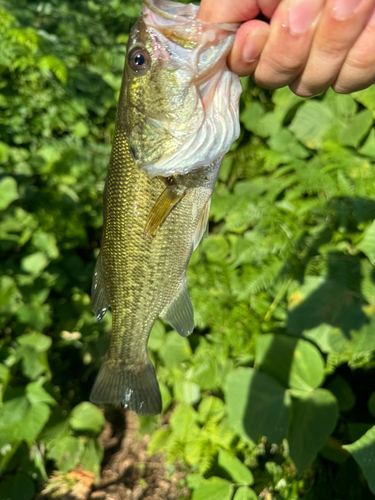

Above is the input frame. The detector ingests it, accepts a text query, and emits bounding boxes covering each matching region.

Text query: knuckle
[253,53,305,89]
[267,52,305,77]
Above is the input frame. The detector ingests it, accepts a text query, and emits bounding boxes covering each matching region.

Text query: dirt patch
[39,409,188,500]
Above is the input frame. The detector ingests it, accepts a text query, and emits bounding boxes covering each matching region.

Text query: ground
[38,409,188,500]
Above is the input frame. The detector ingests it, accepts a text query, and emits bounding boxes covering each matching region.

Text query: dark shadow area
[288,252,369,338]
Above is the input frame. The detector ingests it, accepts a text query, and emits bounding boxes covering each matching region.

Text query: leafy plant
[1,0,375,498]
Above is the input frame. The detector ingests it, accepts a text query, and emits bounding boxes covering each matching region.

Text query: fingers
[289,0,375,96]
[228,21,270,76]
[197,0,281,23]
[198,0,375,96]
[332,7,375,92]
[252,0,326,90]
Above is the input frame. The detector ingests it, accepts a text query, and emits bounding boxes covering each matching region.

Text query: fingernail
[332,0,362,21]
[242,28,269,63]
[289,0,321,35]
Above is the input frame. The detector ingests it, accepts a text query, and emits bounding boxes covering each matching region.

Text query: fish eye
[128,47,150,73]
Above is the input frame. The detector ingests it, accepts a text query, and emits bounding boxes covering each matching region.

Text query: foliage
[1,0,375,499]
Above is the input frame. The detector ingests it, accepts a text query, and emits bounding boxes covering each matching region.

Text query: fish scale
[90,81,220,413]
[89,0,241,415]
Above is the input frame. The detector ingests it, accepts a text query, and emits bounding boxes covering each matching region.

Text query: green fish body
[90,0,241,415]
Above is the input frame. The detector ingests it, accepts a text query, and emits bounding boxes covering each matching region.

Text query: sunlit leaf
[69,402,105,434]
[218,449,254,485]
[192,477,232,500]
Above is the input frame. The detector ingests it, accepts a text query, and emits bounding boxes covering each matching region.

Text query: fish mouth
[143,0,196,21]
[143,0,240,47]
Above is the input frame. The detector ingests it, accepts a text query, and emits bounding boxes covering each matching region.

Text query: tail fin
[90,359,162,416]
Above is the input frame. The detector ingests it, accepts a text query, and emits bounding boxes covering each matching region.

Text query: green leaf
[197,396,225,424]
[233,486,259,500]
[192,477,232,500]
[37,55,67,83]
[0,473,35,500]
[80,438,103,478]
[326,375,355,412]
[352,86,375,118]
[69,402,105,434]
[47,436,84,472]
[0,141,10,164]
[190,357,218,390]
[255,334,325,391]
[158,331,192,368]
[288,389,339,471]
[368,392,375,418]
[169,404,199,441]
[337,109,373,147]
[21,252,49,275]
[343,425,375,494]
[203,236,229,263]
[287,276,375,354]
[218,449,254,485]
[0,177,18,210]
[174,379,201,406]
[289,101,333,149]
[20,402,50,442]
[360,128,375,158]
[31,231,59,259]
[148,320,166,351]
[0,394,50,445]
[225,368,291,444]
[357,221,375,265]
[26,381,56,406]
[17,332,52,352]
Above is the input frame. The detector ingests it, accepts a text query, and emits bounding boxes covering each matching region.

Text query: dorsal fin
[161,282,194,337]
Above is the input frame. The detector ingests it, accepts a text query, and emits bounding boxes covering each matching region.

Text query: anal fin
[161,282,194,337]
[91,252,109,321]
[144,182,187,239]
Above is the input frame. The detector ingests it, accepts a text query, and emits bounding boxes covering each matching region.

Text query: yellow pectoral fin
[144,184,187,239]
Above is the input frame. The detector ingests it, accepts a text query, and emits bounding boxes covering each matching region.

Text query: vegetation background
[1,0,375,498]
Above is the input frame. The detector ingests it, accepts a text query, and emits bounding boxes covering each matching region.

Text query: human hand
[198,0,375,97]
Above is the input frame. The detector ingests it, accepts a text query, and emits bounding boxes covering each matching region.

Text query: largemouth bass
[90,0,241,415]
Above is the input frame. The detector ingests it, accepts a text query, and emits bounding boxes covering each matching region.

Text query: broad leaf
[218,449,253,485]
[255,334,324,391]
[343,425,375,494]
[288,389,339,471]
[69,402,105,434]
[47,436,84,472]
[225,368,291,444]
[233,486,259,500]
[192,477,232,500]
[0,473,34,500]
[0,177,18,210]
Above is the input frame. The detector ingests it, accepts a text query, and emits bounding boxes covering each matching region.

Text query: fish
[89,0,242,416]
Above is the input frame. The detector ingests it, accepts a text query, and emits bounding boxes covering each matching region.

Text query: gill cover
[127,0,241,178]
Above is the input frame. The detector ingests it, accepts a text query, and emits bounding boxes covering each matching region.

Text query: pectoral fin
[91,252,109,322]
[193,198,211,250]
[161,282,194,337]
[144,183,186,239]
